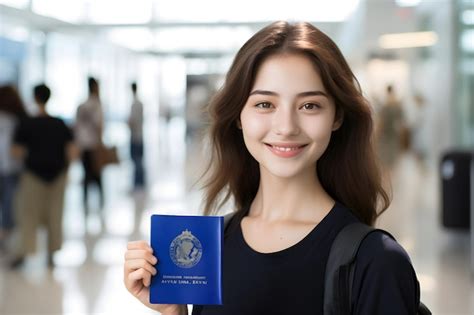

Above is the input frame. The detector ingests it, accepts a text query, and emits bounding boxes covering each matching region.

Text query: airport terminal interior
[0,0,473,314]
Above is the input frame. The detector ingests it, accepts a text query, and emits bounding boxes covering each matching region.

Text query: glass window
[461,10,474,25]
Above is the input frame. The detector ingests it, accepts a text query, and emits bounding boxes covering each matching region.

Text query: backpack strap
[323,222,395,315]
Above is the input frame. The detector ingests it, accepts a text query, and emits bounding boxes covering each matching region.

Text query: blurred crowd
[0,78,145,269]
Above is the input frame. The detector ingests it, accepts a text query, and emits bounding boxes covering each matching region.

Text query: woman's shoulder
[332,204,411,266]
[357,230,413,268]
[329,203,416,277]
[352,230,420,313]
[353,230,419,299]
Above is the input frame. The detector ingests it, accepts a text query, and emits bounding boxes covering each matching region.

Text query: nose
[273,107,300,136]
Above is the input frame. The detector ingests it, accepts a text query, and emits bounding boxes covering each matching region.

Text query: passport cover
[150,214,223,305]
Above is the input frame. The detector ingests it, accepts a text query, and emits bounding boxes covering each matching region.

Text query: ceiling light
[395,0,422,7]
[461,10,474,25]
[379,31,438,49]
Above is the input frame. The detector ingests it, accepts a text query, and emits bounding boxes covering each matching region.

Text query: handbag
[399,125,412,151]
[92,145,119,173]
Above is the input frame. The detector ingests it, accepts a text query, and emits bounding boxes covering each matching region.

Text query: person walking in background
[75,77,104,214]
[376,85,406,171]
[410,93,429,164]
[10,84,77,268]
[0,86,27,246]
[128,82,145,191]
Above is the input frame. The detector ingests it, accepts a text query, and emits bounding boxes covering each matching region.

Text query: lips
[265,143,308,158]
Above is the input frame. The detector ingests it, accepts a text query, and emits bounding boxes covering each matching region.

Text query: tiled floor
[0,126,472,314]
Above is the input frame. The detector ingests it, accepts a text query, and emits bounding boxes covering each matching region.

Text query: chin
[261,164,312,180]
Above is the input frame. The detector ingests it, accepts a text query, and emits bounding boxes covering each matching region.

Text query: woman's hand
[124,240,187,315]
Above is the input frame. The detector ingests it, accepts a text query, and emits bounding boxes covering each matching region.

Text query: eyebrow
[249,89,329,98]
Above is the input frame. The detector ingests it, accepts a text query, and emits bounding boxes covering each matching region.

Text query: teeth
[272,145,301,152]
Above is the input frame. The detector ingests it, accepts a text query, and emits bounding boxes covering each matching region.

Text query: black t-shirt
[193,203,420,315]
[14,116,73,182]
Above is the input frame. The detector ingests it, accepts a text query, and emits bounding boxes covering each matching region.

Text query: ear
[236,120,242,130]
[332,112,343,131]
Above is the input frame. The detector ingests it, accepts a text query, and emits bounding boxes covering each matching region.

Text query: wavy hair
[202,21,389,225]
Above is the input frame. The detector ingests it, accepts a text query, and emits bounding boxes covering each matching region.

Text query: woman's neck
[249,167,334,223]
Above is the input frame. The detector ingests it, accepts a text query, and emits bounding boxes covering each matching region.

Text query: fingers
[124,241,157,273]
[125,258,157,276]
[124,241,158,291]
[129,268,152,287]
[127,240,153,252]
[125,249,158,265]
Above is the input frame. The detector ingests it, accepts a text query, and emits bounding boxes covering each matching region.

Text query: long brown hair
[202,21,389,225]
[0,85,27,118]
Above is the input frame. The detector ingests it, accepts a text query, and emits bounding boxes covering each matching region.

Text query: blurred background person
[0,85,27,247]
[376,84,407,172]
[410,93,429,165]
[128,82,145,191]
[158,101,173,163]
[10,83,77,269]
[75,77,104,215]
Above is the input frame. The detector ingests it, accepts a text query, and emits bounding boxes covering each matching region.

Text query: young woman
[124,21,420,315]
[0,85,27,242]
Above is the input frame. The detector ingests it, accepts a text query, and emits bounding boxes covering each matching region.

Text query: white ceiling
[0,0,444,57]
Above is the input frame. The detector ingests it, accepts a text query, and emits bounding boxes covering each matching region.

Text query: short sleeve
[13,118,29,146]
[352,232,420,315]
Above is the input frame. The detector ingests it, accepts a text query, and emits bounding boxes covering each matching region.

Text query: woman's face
[240,53,341,180]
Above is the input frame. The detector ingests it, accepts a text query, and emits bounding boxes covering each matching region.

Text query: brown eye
[302,103,320,110]
[256,102,273,109]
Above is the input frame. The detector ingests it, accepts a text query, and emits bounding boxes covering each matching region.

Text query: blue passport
[150,214,223,305]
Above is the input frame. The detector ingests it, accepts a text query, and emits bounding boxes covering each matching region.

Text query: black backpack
[323,222,431,315]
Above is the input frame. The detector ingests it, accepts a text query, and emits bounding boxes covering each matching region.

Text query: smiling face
[239,53,341,180]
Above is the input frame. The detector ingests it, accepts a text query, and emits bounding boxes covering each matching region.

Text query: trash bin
[440,150,472,230]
